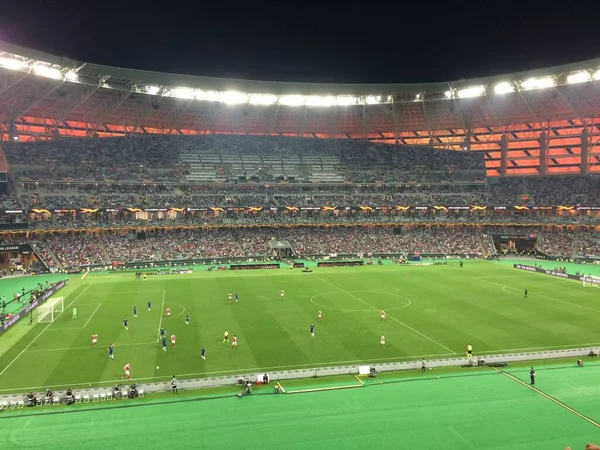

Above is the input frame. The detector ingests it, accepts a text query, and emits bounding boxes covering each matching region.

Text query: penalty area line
[83,303,102,329]
[157,290,166,342]
[0,284,92,378]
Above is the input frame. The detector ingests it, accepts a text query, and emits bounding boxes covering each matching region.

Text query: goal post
[38,297,64,323]
[582,276,600,288]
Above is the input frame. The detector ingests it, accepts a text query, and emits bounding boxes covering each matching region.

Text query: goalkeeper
[72,307,78,319]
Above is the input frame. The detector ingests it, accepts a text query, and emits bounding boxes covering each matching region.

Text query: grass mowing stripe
[492,366,600,429]
[316,276,458,354]
[0,284,91,378]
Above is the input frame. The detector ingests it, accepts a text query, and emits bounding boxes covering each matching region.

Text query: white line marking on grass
[0,351,458,393]
[493,367,600,428]
[475,277,600,314]
[83,304,102,329]
[26,341,157,353]
[157,290,166,342]
[0,284,92,378]
[86,290,164,296]
[316,276,458,354]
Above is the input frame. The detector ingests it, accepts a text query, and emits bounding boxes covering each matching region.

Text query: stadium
[1,40,600,449]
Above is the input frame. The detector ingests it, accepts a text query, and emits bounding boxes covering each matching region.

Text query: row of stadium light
[1,52,600,106]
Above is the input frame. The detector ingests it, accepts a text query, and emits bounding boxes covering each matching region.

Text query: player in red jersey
[166,308,171,318]
[318,310,322,321]
[380,310,386,322]
[228,292,232,302]
[380,334,386,348]
[91,334,98,346]
[122,362,131,380]
[171,334,176,348]
[231,335,238,349]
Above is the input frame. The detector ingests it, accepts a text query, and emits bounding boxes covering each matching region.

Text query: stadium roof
[1,40,600,177]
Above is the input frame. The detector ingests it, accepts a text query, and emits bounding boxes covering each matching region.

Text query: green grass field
[1,260,600,394]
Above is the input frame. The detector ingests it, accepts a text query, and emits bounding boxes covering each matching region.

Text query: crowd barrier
[1,347,596,406]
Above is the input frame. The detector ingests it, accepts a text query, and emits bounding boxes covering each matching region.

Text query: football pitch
[1,260,600,394]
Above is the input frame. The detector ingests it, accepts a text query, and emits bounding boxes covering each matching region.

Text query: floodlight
[567,71,591,84]
[64,71,78,82]
[336,96,358,106]
[222,91,249,104]
[279,95,305,106]
[0,56,26,70]
[457,85,485,99]
[196,90,220,102]
[494,82,515,94]
[444,90,453,99]
[249,94,277,105]
[33,65,62,80]
[592,69,600,81]
[169,87,194,99]
[414,93,421,101]
[145,86,160,95]
[306,96,336,107]
[365,96,381,104]
[521,77,555,90]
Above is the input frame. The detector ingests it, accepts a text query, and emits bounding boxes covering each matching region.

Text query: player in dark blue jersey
[133,306,137,319]
[160,328,165,340]
[147,301,152,312]
[108,344,114,360]
[235,293,239,303]
[185,314,190,325]
[162,337,167,351]
[201,347,206,360]
[123,319,128,331]
[310,324,315,338]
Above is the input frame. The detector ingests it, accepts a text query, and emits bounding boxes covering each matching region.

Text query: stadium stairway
[99,237,111,265]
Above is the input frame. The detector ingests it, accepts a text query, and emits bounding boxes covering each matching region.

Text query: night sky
[1,0,600,84]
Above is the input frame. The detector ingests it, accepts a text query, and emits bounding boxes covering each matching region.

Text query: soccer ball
[429,367,432,371]
[156,366,159,370]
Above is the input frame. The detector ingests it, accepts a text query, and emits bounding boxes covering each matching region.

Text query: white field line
[0,284,92,378]
[3,341,600,394]
[316,276,458,354]
[157,290,166,342]
[85,290,165,296]
[0,351,458,393]
[474,277,600,314]
[26,341,157,353]
[83,304,102,329]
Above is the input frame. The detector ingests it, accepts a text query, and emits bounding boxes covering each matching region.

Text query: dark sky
[1,0,600,84]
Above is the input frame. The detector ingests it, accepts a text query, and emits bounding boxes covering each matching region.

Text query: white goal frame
[38,297,65,323]
[582,276,600,288]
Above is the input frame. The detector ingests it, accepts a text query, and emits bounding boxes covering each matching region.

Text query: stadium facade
[1,40,600,177]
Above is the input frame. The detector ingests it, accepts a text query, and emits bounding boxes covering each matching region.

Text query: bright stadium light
[494,82,515,94]
[169,87,194,99]
[222,91,249,104]
[279,95,305,106]
[336,96,359,106]
[444,90,453,99]
[457,85,485,98]
[567,71,591,84]
[0,56,26,70]
[249,94,277,105]
[33,65,62,80]
[306,95,336,107]
[64,71,78,82]
[196,90,221,102]
[520,77,555,90]
[145,85,160,95]
[365,96,381,104]
[592,69,600,81]
[414,93,421,101]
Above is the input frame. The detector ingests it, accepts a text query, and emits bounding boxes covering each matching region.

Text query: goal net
[582,276,600,288]
[38,297,64,323]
